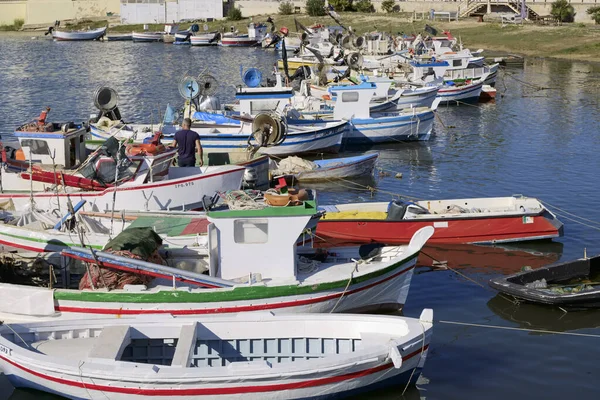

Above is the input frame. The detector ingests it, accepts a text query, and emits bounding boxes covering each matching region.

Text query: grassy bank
[0,18,24,32]
[67,14,600,62]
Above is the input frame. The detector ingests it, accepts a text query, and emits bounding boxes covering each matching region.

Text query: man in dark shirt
[172,118,203,167]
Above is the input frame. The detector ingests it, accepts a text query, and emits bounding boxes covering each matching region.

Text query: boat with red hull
[316,196,563,245]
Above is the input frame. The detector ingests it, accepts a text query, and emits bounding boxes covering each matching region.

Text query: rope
[401,321,426,395]
[329,262,358,313]
[541,200,600,228]
[0,322,32,348]
[438,320,600,338]
[420,250,487,289]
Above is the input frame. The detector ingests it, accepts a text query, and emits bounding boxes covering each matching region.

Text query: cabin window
[341,92,359,102]
[234,219,268,244]
[20,139,50,155]
[453,60,461,67]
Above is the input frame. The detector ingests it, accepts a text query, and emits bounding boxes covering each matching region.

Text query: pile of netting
[79,227,165,290]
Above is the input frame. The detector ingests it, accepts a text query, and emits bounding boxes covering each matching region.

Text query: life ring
[126,143,165,156]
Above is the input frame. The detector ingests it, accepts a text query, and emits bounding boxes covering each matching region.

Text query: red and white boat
[316,196,563,245]
[220,22,267,47]
[1,110,245,212]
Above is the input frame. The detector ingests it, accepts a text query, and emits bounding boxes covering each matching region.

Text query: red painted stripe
[55,264,415,315]
[0,345,427,395]
[0,238,46,253]
[0,167,243,199]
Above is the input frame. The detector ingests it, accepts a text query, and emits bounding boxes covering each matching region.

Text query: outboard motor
[386,200,409,221]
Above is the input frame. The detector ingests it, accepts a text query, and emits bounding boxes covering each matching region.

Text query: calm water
[1,35,600,399]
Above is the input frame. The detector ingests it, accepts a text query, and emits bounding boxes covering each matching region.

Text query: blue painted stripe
[438,84,482,97]
[235,93,293,99]
[202,128,344,148]
[353,112,434,124]
[352,116,434,131]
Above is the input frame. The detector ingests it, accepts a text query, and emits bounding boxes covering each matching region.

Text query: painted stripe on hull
[54,263,415,315]
[0,345,427,396]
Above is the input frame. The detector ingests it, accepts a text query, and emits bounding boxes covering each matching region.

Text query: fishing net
[79,227,165,290]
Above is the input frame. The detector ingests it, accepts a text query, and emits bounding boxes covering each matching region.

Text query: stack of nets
[79,227,165,290]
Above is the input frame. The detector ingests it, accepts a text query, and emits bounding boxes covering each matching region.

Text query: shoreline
[2,16,599,63]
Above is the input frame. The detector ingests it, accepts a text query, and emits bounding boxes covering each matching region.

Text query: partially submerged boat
[0,310,433,399]
[489,253,600,308]
[316,196,563,245]
[0,199,434,321]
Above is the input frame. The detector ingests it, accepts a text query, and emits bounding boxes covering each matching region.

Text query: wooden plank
[88,325,131,360]
[171,323,198,367]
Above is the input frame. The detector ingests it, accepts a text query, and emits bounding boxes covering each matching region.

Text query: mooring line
[438,320,600,338]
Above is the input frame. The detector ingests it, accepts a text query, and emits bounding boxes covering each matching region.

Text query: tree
[550,0,575,23]
[355,0,374,12]
[227,7,243,20]
[279,1,295,15]
[329,0,352,11]
[305,0,326,16]
[587,6,600,24]
[381,0,395,13]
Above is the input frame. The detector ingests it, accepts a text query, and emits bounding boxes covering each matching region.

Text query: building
[120,0,225,24]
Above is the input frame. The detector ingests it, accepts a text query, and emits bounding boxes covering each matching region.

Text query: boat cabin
[206,201,319,280]
[409,61,449,83]
[13,121,87,169]
[329,83,377,120]
[235,75,294,116]
[248,22,267,40]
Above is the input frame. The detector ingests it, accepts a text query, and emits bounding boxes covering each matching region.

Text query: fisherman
[171,118,203,167]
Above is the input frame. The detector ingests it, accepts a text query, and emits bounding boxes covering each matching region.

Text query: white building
[120,0,224,24]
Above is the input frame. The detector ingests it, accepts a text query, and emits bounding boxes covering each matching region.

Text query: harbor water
[1,35,600,399]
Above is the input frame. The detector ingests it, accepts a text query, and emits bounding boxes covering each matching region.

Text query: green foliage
[381,0,396,13]
[0,18,25,31]
[355,0,374,12]
[305,0,327,16]
[328,0,352,11]
[550,0,575,23]
[587,6,600,24]
[278,1,295,15]
[227,7,243,21]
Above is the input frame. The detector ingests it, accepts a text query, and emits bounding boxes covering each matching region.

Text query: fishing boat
[324,82,437,144]
[190,32,220,46]
[132,31,163,42]
[104,33,133,41]
[51,26,107,41]
[272,153,379,183]
[1,112,245,212]
[0,199,434,321]
[220,22,267,47]
[0,310,433,399]
[316,196,564,245]
[489,253,600,308]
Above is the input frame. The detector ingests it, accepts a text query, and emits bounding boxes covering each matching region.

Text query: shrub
[328,0,352,11]
[587,6,600,24]
[227,7,243,21]
[13,18,24,29]
[305,0,326,16]
[381,0,395,13]
[278,1,295,14]
[550,0,575,23]
[355,0,374,12]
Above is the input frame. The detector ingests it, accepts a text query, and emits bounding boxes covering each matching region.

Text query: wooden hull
[0,312,432,399]
[0,245,422,320]
[345,110,435,144]
[437,80,484,104]
[0,165,245,212]
[52,27,106,41]
[316,199,563,245]
[293,153,378,182]
[132,32,164,42]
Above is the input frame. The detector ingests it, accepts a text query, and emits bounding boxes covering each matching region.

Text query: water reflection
[487,294,600,334]
[417,241,564,275]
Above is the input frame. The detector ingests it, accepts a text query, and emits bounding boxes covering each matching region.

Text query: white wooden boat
[220,23,268,47]
[0,202,434,321]
[272,153,378,183]
[104,33,133,41]
[328,83,437,144]
[2,116,245,212]
[51,27,106,41]
[0,310,433,399]
[190,33,219,46]
[132,31,164,42]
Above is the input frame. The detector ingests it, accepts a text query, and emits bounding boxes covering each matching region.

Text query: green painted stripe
[54,252,418,303]
[0,230,103,250]
[208,200,318,218]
